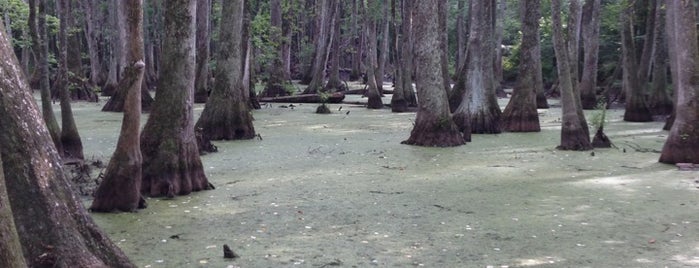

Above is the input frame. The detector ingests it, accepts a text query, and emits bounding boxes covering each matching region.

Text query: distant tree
[452,0,501,134]
[501,0,541,132]
[302,0,336,94]
[0,21,134,267]
[402,0,465,147]
[195,0,256,152]
[101,0,154,112]
[363,0,384,109]
[29,0,63,156]
[56,0,84,160]
[91,0,146,213]
[261,0,291,97]
[140,0,213,197]
[194,0,211,103]
[648,0,673,116]
[552,0,592,150]
[621,3,652,122]
[325,2,344,92]
[659,0,699,164]
[391,0,417,112]
[579,0,602,109]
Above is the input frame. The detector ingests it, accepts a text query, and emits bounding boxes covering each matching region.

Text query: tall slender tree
[90,0,146,212]
[0,21,134,267]
[262,0,291,97]
[302,0,335,94]
[501,0,541,132]
[659,0,699,164]
[56,0,84,160]
[194,0,211,103]
[621,4,653,122]
[452,0,501,134]
[364,0,384,109]
[195,0,256,152]
[29,0,63,156]
[141,0,213,197]
[648,0,672,116]
[579,0,602,109]
[402,0,465,147]
[552,0,592,150]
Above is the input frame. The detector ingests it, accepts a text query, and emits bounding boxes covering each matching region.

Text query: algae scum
[64,95,699,267]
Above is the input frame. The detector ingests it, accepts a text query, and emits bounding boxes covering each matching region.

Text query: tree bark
[552,0,592,151]
[29,0,64,156]
[91,0,146,213]
[438,0,451,94]
[621,6,653,122]
[579,0,602,109]
[648,0,672,116]
[363,0,384,109]
[0,21,134,267]
[141,0,213,197]
[567,0,583,90]
[493,0,506,90]
[302,0,335,93]
[455,0,466,74]
[57,0,85,160]
[659,0,699,164]
[350,0,363,81]
[501,0,541,132]
[325,2,345,92]
[637,0,657,83]
[376,0,390,92]
[82,0,106,86]
[452,0,502,134]
[196,0,256,153]
[402,0,465,147]
[262,0,290,97]
[0,154,27,268]
[194,0,211,103]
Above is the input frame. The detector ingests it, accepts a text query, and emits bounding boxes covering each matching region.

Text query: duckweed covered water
[61,92,699,267]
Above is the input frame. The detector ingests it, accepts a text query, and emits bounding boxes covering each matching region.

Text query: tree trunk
[0,22,135,267]
[196,0,256,153]
[364,0,384,109]
[101,0,155,113]
[493,0,506,90]
[579,0,602,109]
[325,2,345,92]
[0,154,27,268]
[455,0,466,74]
[141,0,213,197]
[390,0,408,112]
[57,0,84,160]
[90,0,146,213]
[648,0,673,116]
[438,0,451,94]
[501,0,541,132]
[452,0,501,134]
[262,0,290,97]
[30,0,64,156]
[637,0,657,83]
[194,0,211,103]
[567,0,583,90]
[552,0,592,151]
[402,0,465,147]
[621,6,653,122]
[303,0,334,93]
[659,0,699,164]
[534,6,549,109]
[102,0,120,96]
[376,0,390,92]
[65,0,82,78]
[350,0,362,81]
[82,0,106,86]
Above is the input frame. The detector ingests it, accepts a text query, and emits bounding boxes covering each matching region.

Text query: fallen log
[259,92,345,103]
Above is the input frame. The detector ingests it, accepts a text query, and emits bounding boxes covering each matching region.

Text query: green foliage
[1,0,30,48]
